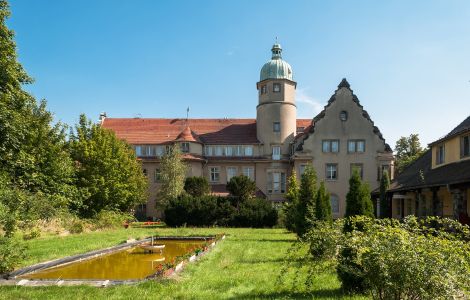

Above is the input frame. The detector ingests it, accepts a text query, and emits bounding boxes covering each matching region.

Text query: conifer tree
[315,181,332,222]
[345,170,374,218]
[284,170,300,232]
[295,165,317,237]
[379,170,390,218]
[157,144,187,208]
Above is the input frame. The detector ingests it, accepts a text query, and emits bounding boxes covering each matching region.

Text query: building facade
[102,44,394,219]
[385,116,470,224]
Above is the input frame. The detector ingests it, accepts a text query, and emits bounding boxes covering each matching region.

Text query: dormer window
[273,83,281,93]
[436,144,445,165]
[261,85,267,95]
[180,142,190,153]
[340,111,348,121]
[461,135,470,158]
[296,127,305,135]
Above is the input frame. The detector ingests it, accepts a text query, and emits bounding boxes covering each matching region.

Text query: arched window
[331,194,340,214]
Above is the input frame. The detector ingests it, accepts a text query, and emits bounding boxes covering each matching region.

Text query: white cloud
[296,88,324,118]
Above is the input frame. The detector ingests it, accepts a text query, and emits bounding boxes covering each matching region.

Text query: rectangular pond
[18,237,212,281]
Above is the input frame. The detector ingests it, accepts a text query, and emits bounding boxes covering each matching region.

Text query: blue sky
[7,0,470,147]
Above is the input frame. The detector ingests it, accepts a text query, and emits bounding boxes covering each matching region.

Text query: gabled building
[386,116,470,224]
[102,44,394,219]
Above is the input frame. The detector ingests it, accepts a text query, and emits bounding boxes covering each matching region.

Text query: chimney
[99,112,107,123]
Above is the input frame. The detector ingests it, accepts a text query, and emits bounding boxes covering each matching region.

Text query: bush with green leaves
[305,219,343,261]
[164,194,276,228]
[184,176,210,197]
[0,236,26,274]
[343,225,470,299]
[92,210,135,230]
[345,170,374,218]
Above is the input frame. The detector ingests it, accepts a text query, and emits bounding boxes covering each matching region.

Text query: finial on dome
[271,39,282,59]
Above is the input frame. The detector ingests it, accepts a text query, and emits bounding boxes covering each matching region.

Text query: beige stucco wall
[256,80,296,156]
[296,87,393,217]
[431,134,470,169]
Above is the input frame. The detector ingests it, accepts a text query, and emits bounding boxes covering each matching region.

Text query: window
[330,195,340,214]
[215,146,223,156]
[135,145,142,157]
[326,164,338,180]
[436,144,445,165]
[296,127,305,135]
[351,163,364,179]
[235,145,242,156]
[348,140,366,153]
[322,140,339,153]
[272,146,281,160]
[273,83,281,93]
[205,146,213,156]
[244,146,253,156]
[227,167,237,182]
[154,169,161,182]
[268,171,286,194]
[340,111,348,121]
[243,167,254,180]
[156,146,165,157]
[210,167,220,182]
[261,85,267,94]
[299,164,307,176]
[143,168,148,176]
[273,122,281,133]
[225,146,233,156]
[180,142,190,153]
[461,135,470,158]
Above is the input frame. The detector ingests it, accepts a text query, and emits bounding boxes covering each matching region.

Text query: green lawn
[0,228,368,299]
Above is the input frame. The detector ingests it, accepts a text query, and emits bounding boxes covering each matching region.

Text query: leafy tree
[0,0,78,208]
[395,134,425,174]
[294,165,317,237]
[345,170,374,218]
[69,114,148,217]
[226,175,256,203]
[157,144,187,208]
[379,170,390,218]
[315,181,332,222]
[283,171,300,232]
[184,176,210,197]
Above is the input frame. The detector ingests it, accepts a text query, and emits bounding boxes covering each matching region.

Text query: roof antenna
[186,106,190,124]
[275,36,278,43]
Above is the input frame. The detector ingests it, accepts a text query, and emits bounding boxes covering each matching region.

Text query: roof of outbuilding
[429,115,470,146]
[387,149,470,192]
[102,118,312,145]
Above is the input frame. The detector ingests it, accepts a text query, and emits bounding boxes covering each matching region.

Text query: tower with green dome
[256,43,297,158]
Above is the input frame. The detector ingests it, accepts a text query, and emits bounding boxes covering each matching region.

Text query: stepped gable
[295,78,392,152]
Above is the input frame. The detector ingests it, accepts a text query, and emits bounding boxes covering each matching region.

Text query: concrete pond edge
[0,234,225,287]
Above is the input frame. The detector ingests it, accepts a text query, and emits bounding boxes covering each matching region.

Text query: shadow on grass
[238,257,308,264]
[228,288,346,299]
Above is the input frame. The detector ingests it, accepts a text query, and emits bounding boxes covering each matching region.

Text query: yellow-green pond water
[21,239,210,280]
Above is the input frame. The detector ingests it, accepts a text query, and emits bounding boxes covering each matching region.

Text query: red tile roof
[102,118,312,145]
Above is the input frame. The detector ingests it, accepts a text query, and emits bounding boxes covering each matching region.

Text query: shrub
[345,226,470,299]
[164,194,276,228]
[0,236,26,274]
[226,175,256,203]
[67,218,86,234]
[92,210,135,230]
[184,176,210,197]
[305,220,342,261]
[232,198,277,228]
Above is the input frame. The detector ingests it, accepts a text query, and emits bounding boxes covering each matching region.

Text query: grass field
[0,228,368,299]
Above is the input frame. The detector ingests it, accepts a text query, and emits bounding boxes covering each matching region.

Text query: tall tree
[395,134,425,174]
[0,0,78,208]
[283,170,300,232]
[69,114,148,217]
[379,170,390,218]
[345,170,374,218]
[295,165,317,237]
[315,181,332,222]
[157,144,187,209]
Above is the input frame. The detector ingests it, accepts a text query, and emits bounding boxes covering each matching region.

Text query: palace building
[101,43,394,219]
